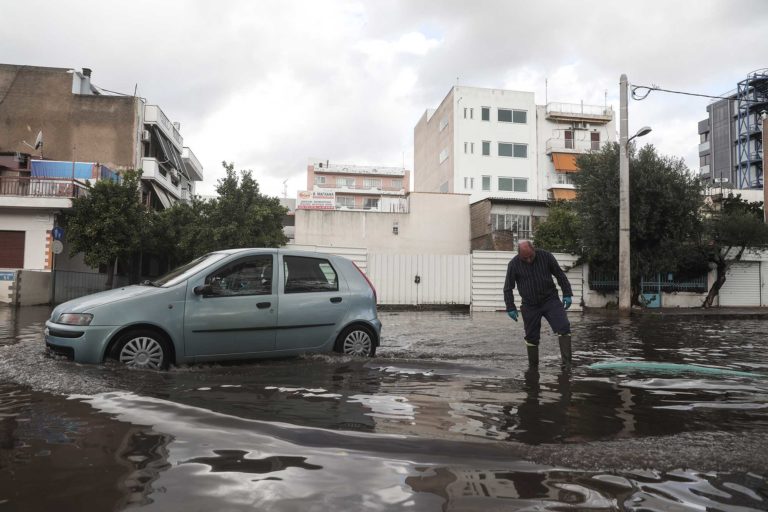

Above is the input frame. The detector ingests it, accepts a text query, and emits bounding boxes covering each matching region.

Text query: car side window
[205,255,273,297]
[284,256,339,293]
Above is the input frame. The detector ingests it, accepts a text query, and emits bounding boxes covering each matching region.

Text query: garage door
[719,262,761,306]
[0,231,25,268]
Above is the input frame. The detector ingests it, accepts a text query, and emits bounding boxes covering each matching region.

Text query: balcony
[141,157,181,199]
[182,146,204,181]
[546,138,599,154]
[144,105,184,149]
[315,183,406,196]
[699,140,711,153]
[545,102,613,123]
[0,176,88,209]
[700,164,711,178]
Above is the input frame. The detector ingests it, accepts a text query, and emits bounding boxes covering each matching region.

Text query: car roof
[211,248,343,259]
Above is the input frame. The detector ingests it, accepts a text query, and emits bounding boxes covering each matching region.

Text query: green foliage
[573,142,705,282]
[64,170,148,269]
[534,200,581,254]
[705,194,768,252]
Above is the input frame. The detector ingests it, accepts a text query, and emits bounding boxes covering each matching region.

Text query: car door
[276,254,349,351]
[184,254,278,358]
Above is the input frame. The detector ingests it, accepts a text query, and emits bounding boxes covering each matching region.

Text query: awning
[150,181,172,209]
[152,126,186,176]
[552,188,576,200]
[552,153,579,173]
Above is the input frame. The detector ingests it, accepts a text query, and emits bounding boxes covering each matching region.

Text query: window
[464,142,468,154]
[204,255,274,297]
[390,179,403,189]
[470,108,474,119]
[700,154,711,166]
[439,117,448,131]
[363,178,381,188]
[337,177,355,187]
[314,176,326,185]
[490,213,531,238]
[498,109,512,122]
[513,110,527,124]
[482,175,491,191]
[471,142,475,154]
[336,195,356,208]
[363,197,379,210]
[700,132,709,143]
[482,141,490,156]
[464,177,474,189]
[564,130,574,149]
[439,148,449,163]
[499,143,527,158]
[463,107,468,119]
[498,177,528,193]
[284,256,338,294]
[591,132,600,151]
[481,107,490,121]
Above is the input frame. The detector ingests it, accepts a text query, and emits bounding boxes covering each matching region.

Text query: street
[1,307,767,511]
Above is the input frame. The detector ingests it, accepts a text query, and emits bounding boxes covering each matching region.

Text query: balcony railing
[181,146,204,181]
[545,102,613,120]
[315,183,405,193]
[0,176,88,198]
[546,138,598,154]
[144,105,184,149]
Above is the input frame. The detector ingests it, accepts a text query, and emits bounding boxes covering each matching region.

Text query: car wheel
[112,330,170,370]
[335,325,376,357]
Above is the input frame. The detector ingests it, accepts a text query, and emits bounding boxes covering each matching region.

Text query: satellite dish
[34,131,43,150]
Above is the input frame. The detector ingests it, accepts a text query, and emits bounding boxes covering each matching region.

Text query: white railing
[546,102,613,118]
[546,138,596,153]
[699,141,711,153]
[144,105,184,149]
[140,157,181,199]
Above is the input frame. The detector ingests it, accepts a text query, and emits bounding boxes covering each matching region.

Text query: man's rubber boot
[558,335,572,366]
[526,343,539,368]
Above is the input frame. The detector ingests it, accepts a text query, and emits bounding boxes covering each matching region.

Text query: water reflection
[184,450,322,474]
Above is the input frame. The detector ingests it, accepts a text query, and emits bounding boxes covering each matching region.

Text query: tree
[573,143,706,304]
[64,169,148,286]
[702,194,768,307]
[533,200,581,254]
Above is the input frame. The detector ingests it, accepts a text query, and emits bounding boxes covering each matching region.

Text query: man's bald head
[518,240,535,263]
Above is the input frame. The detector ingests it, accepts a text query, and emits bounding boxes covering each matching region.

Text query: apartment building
[415,85,615,249]
[303,159,410,212]
[0,64,204,270]
[698,69,767,195]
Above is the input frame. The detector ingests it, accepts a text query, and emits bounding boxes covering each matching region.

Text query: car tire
[335,325,376,357]
[111,329,171,370]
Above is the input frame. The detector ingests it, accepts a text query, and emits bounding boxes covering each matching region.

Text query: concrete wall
[17,270,50,306]
[414,87,455,194]
[0,64,138,170]
[0,270,15,304]
[0,210,54,269]
[295,192,470,254]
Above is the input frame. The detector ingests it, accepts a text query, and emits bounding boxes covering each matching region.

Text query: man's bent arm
[548,253,573,297]
[503,261,518,311]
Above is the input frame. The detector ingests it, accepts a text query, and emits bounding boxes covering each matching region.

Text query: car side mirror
[194,284,213,296]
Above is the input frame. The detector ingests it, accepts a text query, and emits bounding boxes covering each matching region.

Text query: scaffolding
[736,69,768,189]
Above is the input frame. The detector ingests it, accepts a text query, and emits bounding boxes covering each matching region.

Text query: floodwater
[1,306,767,511]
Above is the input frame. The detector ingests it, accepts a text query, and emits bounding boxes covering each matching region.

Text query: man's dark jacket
[503,249,573,311]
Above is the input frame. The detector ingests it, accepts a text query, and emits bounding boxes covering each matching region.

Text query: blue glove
[507,310,518,322]
[563,296,572,310]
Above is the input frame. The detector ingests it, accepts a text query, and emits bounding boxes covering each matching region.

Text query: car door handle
[256,302,271,309]
[330,297,342,303]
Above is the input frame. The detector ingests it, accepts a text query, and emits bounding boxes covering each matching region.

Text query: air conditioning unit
[141,130,151,142]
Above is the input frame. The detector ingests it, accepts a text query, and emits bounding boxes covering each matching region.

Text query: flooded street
[1,306,767,511]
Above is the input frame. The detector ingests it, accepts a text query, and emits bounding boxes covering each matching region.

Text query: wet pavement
[1,306,767,511]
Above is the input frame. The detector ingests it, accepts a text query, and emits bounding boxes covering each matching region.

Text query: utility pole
[618,74,631,316]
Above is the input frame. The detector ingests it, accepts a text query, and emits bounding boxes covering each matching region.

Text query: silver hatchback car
[45,249,381,369]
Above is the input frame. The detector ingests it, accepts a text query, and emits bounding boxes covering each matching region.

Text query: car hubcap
[120,336,164,369]
[343,330,371,356]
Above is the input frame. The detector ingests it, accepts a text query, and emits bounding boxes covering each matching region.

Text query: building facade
[304,158,410,212]
[698,69,768,191]
[0,64,204,270]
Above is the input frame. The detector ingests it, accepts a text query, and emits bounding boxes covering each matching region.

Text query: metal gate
[719,262,761,306]
[471,251,583,311]
[367,254,471,306]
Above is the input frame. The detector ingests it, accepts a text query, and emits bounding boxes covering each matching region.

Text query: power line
[631,84,767,104]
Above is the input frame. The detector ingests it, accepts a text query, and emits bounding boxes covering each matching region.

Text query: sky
[3,0,768,198]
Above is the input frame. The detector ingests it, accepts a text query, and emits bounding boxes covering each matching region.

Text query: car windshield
[153,253,229,287]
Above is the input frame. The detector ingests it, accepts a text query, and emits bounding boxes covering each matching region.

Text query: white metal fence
[367,254,471,306]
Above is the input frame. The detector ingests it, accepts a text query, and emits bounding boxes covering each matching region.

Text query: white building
[415,86,538,203]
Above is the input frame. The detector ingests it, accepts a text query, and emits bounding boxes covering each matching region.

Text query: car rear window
[283,256,339,293]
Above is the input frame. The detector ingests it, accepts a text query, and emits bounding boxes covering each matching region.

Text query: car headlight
[57,313,94,326]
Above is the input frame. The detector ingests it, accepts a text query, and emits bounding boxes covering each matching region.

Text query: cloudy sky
[4,0,768,197]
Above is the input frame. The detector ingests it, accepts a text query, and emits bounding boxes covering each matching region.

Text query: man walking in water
[503,240,573,367]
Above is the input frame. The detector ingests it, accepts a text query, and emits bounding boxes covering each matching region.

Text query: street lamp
[618,74,652,316]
